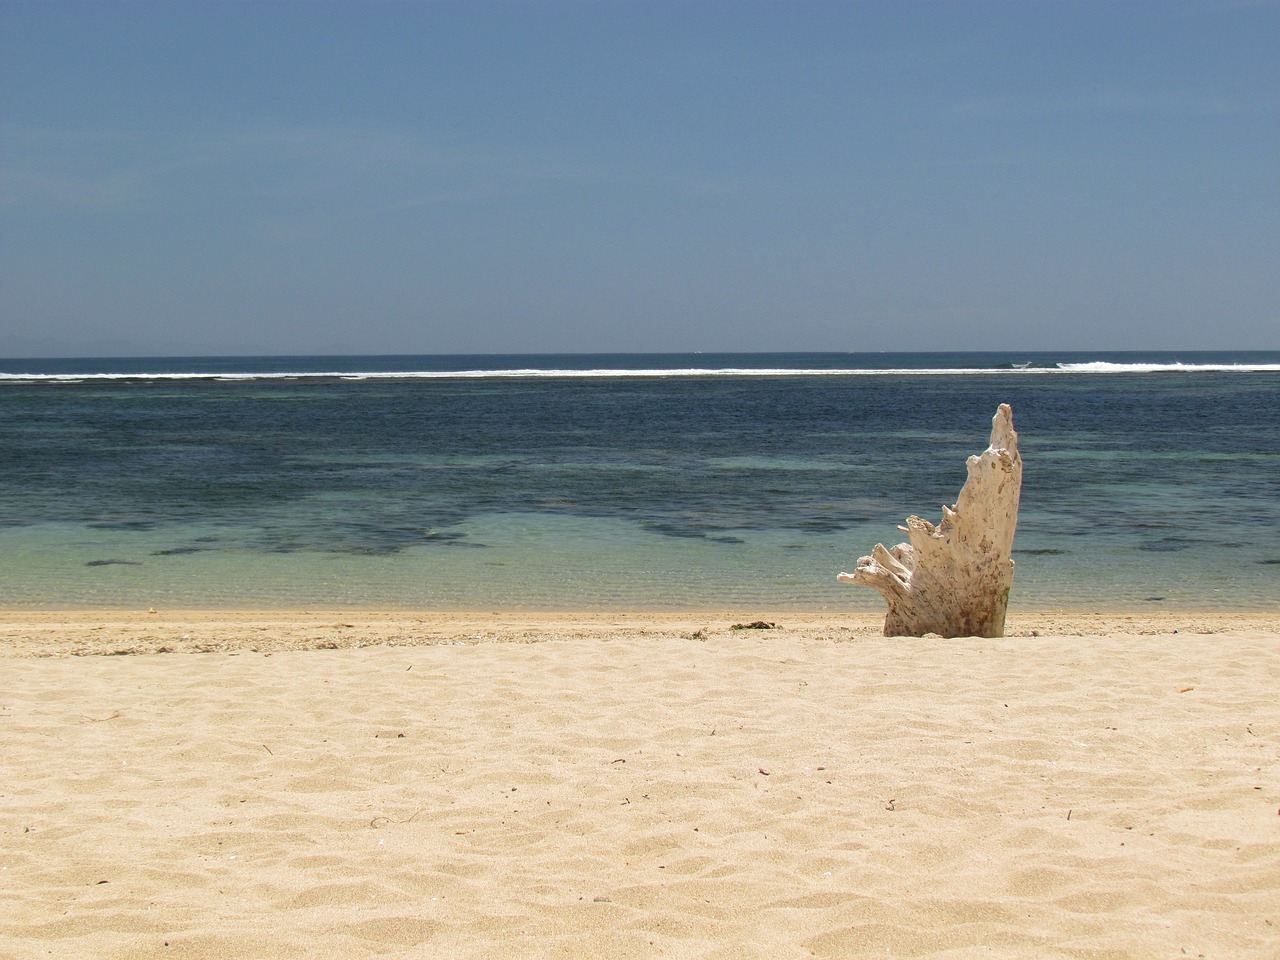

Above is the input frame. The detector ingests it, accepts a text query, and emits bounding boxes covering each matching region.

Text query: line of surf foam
[3,363,1278,382]
[1053,361,1280,373]
[3,367,1020,381]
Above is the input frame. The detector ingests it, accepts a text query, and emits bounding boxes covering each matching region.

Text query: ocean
[2,351,1277,611]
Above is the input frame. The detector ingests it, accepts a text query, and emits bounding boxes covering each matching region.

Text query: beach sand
[2,609,1277,958]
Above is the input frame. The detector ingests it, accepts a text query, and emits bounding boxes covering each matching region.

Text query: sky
[1,0,1276,357]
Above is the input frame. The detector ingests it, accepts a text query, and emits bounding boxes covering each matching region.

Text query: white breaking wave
[2,363,1279,382]
[2,367,992,381]
[1054,361,1280,374]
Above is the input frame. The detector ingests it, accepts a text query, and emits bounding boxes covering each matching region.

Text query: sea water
[2,352,1277,610]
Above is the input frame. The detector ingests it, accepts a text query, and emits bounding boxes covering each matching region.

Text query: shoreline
[3,607,1277,658]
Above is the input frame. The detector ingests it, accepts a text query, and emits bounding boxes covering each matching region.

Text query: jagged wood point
[838,404,1022,638]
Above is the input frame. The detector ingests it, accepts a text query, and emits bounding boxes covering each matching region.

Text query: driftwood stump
[839,404,1022,638]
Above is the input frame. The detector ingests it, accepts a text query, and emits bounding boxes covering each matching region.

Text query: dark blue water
[2,353,1277,609]
[2,350,1277,378]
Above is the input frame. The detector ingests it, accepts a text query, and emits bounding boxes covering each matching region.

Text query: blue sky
[1,0,1276,356]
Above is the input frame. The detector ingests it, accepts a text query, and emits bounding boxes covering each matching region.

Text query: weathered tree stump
[839,404,1022,638]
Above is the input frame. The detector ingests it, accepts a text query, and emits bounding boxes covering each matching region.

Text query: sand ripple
[2,615,1277,957]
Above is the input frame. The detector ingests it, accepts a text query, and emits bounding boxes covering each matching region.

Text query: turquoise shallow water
[2,352,1277,610]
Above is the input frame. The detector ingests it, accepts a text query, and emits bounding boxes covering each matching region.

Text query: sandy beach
[2,609,1278,958]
